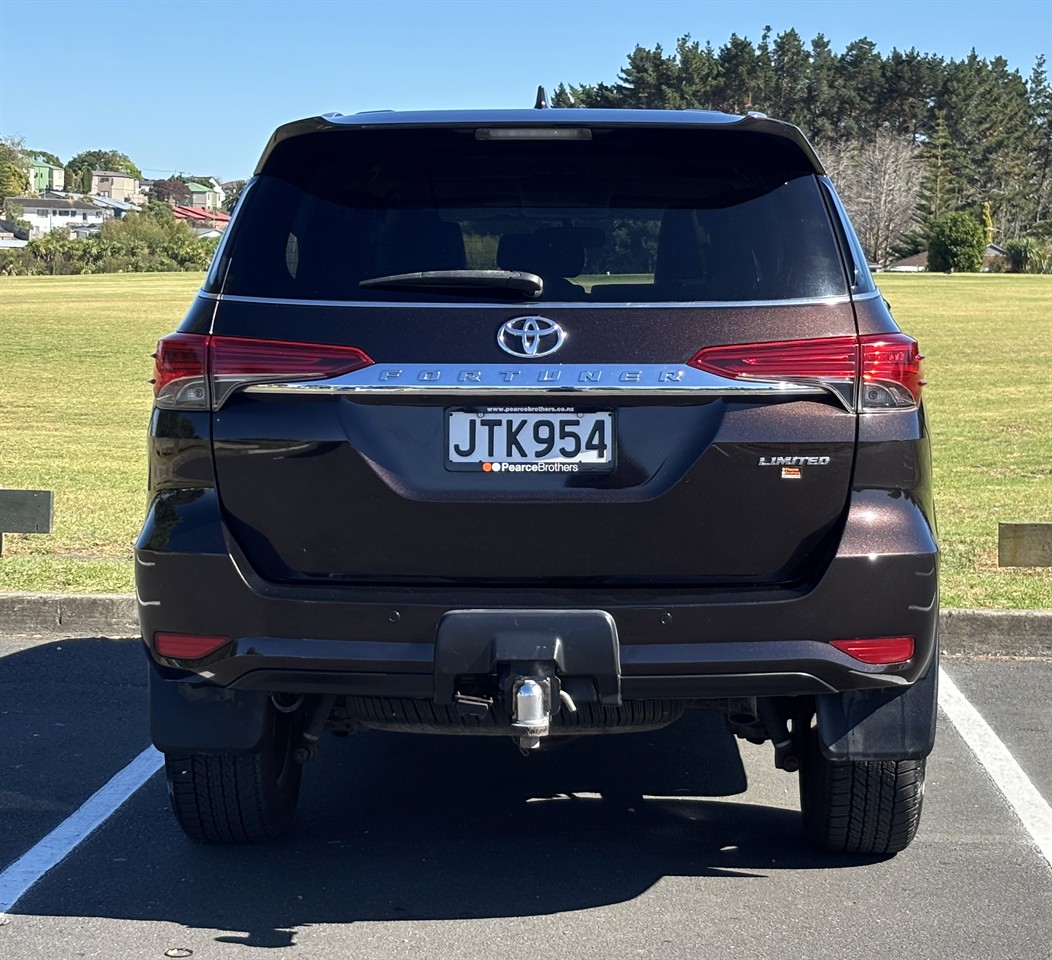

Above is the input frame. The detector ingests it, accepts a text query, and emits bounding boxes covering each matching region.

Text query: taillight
[688,337,858,383]
[210,337,373,408]
[687,333,924,412]
[153,333,210,410]
[858,333,925,409]
[831,636,915,665]
[152,335,374,410]
[154,631,230,660]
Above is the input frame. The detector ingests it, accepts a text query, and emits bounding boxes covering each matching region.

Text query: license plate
[447,409,614,472]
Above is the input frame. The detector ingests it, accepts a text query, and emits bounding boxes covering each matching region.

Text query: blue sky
[1,0,1049,181]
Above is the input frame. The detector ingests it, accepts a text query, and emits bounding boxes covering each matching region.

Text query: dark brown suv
[138,105,937,853]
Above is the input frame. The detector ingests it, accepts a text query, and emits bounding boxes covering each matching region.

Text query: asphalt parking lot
[1,634,1049,960]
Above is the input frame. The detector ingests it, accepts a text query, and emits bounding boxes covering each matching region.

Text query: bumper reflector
[155,632,230,660]
[831,636,915,665]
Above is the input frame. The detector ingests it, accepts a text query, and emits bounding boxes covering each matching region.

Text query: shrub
[0,211,219,276]
[1003,237,1052,274]
[928,212,985,272]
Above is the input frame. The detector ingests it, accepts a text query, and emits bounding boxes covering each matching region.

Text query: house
[982,243,1009,269]
[91,170,140,202]
[5,197,111,238]
[28,159,65,194]
[886,244,1010,273]
[90,195,142,219]
[184,180,221,211]
[172,205,230,229]
[886,252,928,273]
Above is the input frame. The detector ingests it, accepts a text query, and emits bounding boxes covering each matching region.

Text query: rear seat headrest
[377,213,466,275]
[497,228,585,278]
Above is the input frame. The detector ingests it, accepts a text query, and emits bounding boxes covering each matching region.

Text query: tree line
[0,201,218,276]
[4,33,1050,275]
[1,139,246,213]
[555,30,1052,268]
[0,140,239,275]
[0,144,144,200]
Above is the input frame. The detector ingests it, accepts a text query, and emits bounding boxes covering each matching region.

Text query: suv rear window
[211,127,849,304]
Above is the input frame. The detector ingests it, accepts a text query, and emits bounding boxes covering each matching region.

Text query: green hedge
[0,205,219,276]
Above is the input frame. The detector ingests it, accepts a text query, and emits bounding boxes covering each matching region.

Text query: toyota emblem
[497,316,566,359]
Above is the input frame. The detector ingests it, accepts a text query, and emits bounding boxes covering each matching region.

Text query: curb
[938,608,1052,658]
[0,592,1050,657]
[0,592,138,640]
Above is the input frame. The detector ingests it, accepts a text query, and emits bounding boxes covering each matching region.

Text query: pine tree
[755,25,775,110]
[770,29,810,125]
[714,34,760,113]
[1027,56,1052,230]
[971,57,1036,238]
[833,38,882,140]
[616,44,682,108]
[880,49,940,140]
[675,35,720,108]
[804,34,838,145]
[916,114,959,232]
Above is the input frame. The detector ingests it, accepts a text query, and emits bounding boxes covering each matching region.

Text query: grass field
[0,272,1050,607]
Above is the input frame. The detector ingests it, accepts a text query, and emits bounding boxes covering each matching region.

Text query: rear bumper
[136,487,939,701]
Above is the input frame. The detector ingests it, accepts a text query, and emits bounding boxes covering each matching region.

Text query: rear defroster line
[0,746,163,921]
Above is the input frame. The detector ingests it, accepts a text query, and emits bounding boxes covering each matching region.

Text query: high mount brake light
[687,333,924,412]
[475,127,592,140]
[152,335,374,411]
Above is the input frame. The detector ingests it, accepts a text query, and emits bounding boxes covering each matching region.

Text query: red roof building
[172,205,230,227]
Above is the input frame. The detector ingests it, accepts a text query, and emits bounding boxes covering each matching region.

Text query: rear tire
[164,704,302,843]
[799,728,925,855]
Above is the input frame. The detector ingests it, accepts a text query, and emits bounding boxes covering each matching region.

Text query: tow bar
[434,608,621,753]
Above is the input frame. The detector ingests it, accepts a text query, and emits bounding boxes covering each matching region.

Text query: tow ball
[510,674,577,753]
[512,677,551,752]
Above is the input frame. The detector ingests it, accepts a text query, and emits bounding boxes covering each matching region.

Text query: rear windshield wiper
[359,269,543,298]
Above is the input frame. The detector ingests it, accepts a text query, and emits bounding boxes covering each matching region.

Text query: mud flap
[815,651,939,761]
[148,662,269,755]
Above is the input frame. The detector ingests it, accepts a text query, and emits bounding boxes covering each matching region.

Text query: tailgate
[209,299,858,586]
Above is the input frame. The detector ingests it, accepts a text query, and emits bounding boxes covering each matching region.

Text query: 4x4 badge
[497,316,566,359]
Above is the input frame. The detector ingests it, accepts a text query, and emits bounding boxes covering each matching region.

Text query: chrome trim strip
[245,363,830,398]
[198,291,872,310]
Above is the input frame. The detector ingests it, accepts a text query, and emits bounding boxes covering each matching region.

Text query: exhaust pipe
[293,694,336,764]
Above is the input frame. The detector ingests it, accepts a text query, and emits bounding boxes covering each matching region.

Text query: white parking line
[0,669,1048,918]
[939,667,1052,868]
[0,746,163,921]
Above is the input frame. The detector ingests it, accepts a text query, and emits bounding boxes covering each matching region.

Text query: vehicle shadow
[10,697,887,945]
[0,636,147,869]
